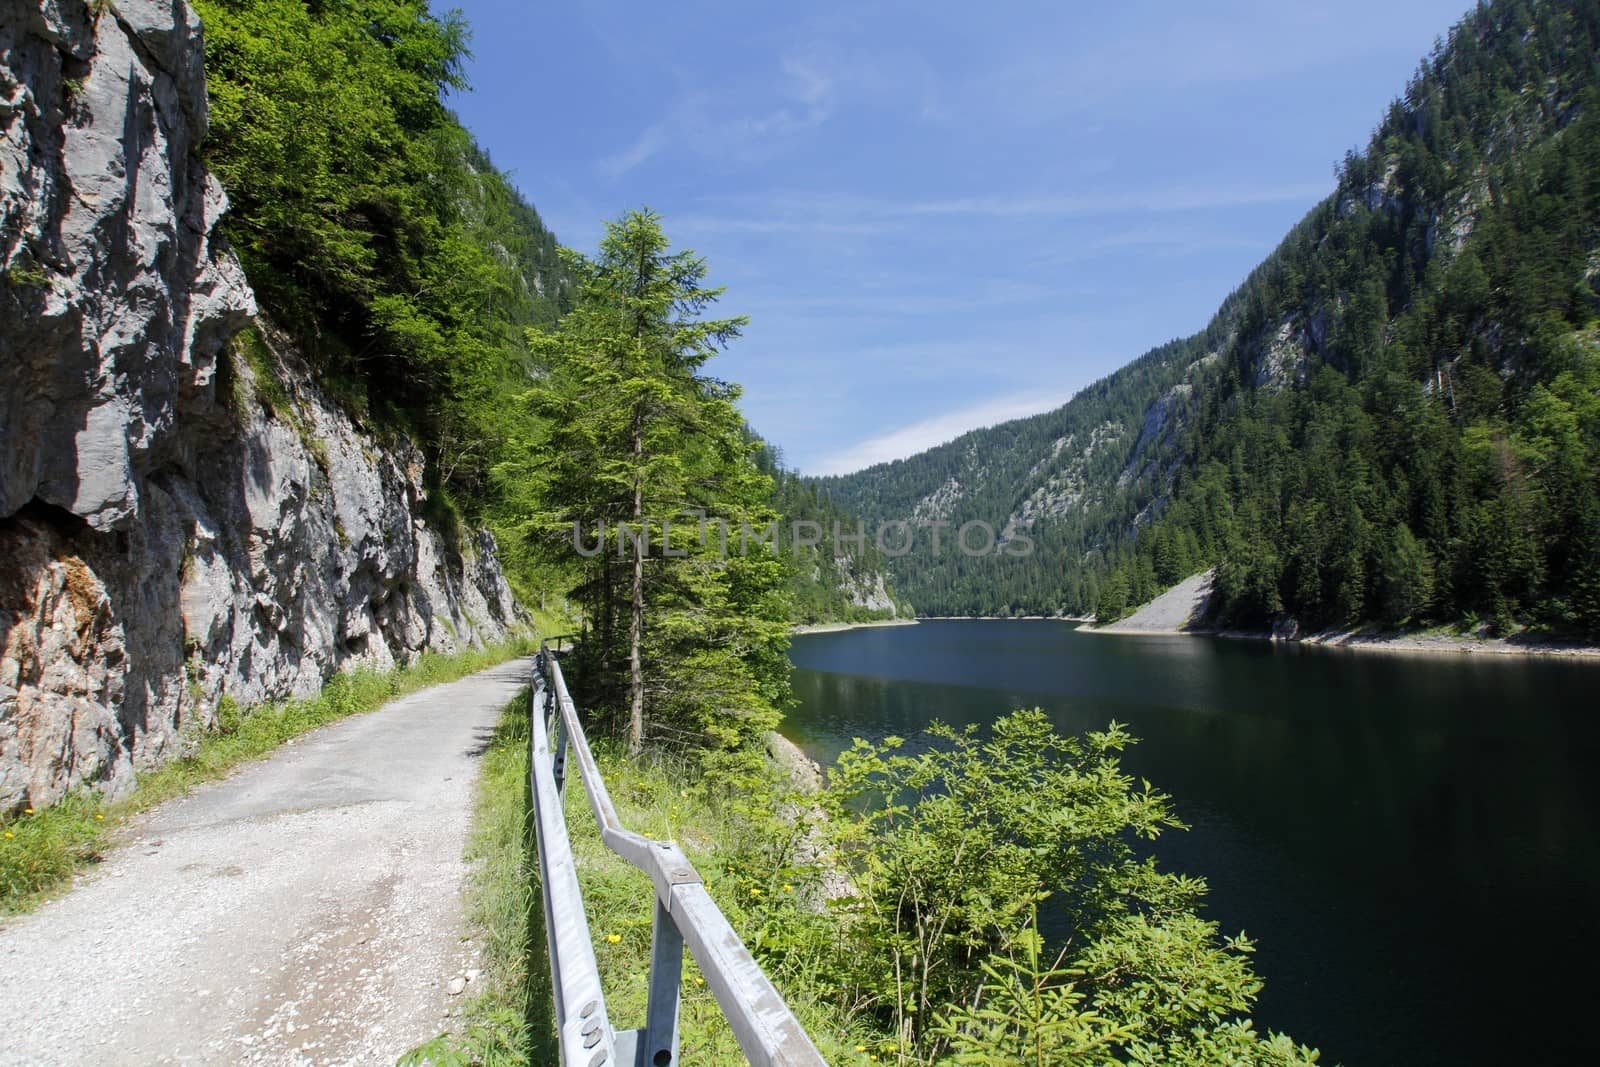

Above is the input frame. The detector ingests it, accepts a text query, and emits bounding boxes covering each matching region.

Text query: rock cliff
[0,0,520,814]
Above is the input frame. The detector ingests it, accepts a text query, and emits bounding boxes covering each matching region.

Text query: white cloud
[598,50,837,180]
[892,181,1330,218]
[781,55,833,108]
[599,121,671,179]
[810,388,1079,476]
[667,214,888,237]
[697,179,1330,232]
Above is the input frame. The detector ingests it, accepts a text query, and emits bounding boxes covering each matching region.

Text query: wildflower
[782,884,793,892]
[854,1046,867,1053]
[693,976,705,986]
[605,934,621,944]
[748,887,762,897]
[3,831,12,839]
[95,814,105,821]
[24,808,33,815]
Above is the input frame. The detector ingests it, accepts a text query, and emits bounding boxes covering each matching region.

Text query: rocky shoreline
[790,618,919,636]
[1084,570,1600,659]
[1209,625,1600,659]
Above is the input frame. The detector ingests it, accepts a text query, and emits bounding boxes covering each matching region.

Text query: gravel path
[0,656,533,1066]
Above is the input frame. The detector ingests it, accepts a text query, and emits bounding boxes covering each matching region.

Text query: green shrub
[820,710,1323,1065]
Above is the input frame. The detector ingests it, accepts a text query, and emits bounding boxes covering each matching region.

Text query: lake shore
[795,609,1600,658]
[1083,569,1600,658]
[918,614,1093,622]
[1209,626,1600,658]
[790,618,920,635]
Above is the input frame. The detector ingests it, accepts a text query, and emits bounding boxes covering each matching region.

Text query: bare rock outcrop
[0,0,521,813]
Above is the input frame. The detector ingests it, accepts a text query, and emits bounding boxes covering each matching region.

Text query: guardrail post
[541,651,570,799]
[551,702,568,802]
[642,898,684,1066]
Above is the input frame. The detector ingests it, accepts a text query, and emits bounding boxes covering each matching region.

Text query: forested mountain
[756,444,907,624]
[819,0,1600,636]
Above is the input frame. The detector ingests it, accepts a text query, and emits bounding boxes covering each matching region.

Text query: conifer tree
[522,211,788,754]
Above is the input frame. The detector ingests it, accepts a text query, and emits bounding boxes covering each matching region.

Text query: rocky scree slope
[0,0,519,815]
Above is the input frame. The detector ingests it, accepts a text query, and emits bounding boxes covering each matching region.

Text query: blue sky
[447,0,1472,475]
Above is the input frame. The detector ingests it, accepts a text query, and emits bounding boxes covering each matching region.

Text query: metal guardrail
[530,644,828,1066]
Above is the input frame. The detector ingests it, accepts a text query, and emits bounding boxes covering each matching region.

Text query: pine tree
[523,210,788,753]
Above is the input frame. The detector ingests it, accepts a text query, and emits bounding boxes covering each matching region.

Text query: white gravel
[0,657,533,1066]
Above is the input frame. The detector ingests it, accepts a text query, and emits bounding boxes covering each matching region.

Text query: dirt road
[0,657,532,1066]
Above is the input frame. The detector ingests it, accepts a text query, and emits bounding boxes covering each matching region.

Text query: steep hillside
[820,0,1600,636]
[817,330,1227,616]
[0,0,525,813]
[758,445,906,624]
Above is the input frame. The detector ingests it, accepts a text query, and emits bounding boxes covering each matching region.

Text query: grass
[401,690,556,1067]
[525,603,578,644]
[569,743,878,1064]
[403,720,879,1064]
[0,632,537,915]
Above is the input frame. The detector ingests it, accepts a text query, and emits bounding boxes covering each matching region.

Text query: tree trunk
[629,412,645,755]
[599,559,613,702]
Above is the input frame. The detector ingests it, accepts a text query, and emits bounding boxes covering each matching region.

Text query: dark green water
[785,620,1600,1066]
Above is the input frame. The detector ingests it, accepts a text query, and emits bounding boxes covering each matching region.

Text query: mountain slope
[759,444,906,624]
[818,0,1600,636]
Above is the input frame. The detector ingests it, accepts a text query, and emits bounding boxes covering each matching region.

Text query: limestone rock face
[0,0,520,813]
[838,562,897,616]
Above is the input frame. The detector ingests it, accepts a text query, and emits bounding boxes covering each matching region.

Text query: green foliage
[929,923,1134,1065]
[566,740,874,1064]
[0,794,105,911]
[0,634,534,913]
[501,211,791,755]
[386,693,1322,1064]
[0,261,50,289]
[819,710,1321,1065]
[195,0,570,513]
[1095,571,1130,623]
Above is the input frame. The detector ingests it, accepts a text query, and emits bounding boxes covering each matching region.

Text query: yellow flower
[870,1057,878,1063]
[886,1045,897,1053]
[782,884,794,892]
[23,808,33,815]
[748,887,762,897]
[3,831,12,839]
[605,934,621,944]
[693,976,705,986]
[95,814,105,821]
